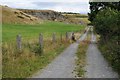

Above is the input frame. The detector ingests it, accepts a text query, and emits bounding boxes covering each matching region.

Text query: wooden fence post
[16,34,22,51]
[66,32,68,40]
[69,32,72,40]
[52,32,56,43]
[39,33,43,47]
[39,33,43,53]
[61,33,62,42]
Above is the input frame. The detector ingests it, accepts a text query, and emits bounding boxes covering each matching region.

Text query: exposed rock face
[19,9,67,22]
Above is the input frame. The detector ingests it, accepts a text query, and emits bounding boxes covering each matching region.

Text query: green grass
[3,21,84,42]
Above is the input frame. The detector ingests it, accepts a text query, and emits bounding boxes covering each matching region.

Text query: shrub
[93,8,119,39]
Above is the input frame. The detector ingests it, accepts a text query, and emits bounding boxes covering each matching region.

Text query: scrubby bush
[93,8,119,40]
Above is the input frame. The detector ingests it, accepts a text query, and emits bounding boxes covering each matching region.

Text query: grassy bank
[2,21,85,78]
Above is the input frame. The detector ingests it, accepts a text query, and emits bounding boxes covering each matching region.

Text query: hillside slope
[19,9,67,22]
[1,5,42,24]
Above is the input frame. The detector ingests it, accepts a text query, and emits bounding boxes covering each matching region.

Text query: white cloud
[0,1,90,14]
[1,2,38,9]
[48,3,90,14]
[1,0,89,2]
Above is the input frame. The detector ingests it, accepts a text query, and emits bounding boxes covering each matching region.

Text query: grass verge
[95,32,120,76]
[98,42,120,76]
[2,39,70,78]
[75,31,91,78]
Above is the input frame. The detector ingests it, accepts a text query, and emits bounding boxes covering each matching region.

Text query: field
[62,13,90,25]
[62,13,88,18]
[2,21,85,78]
[3,21,84,42]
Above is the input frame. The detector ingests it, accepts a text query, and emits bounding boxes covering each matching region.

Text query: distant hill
[1,5,42,24]
[62,13,88,18]
[19,9,67,22]
[61,13,90,25]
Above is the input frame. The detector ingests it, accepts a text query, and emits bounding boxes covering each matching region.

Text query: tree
[93,8,119,42]
[88,2,120,23]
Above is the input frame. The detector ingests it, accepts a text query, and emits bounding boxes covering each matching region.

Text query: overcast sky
[1,0,90,14]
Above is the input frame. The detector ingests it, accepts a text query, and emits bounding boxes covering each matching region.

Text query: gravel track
[31,27,90,78]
